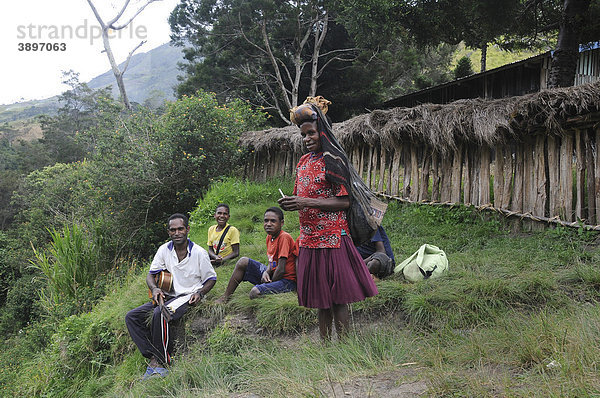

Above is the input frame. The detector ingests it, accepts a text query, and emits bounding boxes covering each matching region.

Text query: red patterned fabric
[293,152,349,248]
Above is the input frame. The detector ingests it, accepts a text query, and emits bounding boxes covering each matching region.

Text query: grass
[3,176,600,397]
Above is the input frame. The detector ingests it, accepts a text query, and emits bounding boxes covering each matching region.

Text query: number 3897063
[18,43,67,51]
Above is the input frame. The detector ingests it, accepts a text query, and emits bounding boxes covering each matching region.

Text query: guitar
[148,270,173,305]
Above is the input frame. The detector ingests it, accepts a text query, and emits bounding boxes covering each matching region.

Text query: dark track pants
[125,297,190,365]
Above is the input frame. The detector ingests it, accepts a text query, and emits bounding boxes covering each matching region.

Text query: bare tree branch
[111,0,162,30]
[316,56,359,80]
[261,18,292,111]
[122,40,147,74]
[310,11,328,95]
[107,0,132,27]
[85,0,162,110]
[86,0,107,29]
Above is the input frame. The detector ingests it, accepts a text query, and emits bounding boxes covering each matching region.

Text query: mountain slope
[87,42,184,105]
[0,43,184,124]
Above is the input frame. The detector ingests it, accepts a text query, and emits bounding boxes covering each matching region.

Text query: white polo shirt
[149,239,217,297]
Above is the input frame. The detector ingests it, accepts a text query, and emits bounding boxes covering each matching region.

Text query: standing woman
[278,97,382,340]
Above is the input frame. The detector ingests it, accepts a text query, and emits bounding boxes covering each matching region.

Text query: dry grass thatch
[240,81,600,154]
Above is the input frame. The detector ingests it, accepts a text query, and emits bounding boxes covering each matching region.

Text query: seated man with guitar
[125,213,217,380]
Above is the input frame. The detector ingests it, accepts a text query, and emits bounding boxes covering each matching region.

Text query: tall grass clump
[32,223,105,315]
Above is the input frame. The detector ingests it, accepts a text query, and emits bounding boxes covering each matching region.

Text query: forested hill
[0,43,183,124]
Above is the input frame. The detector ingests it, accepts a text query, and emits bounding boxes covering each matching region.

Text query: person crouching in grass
[216,207,297,303]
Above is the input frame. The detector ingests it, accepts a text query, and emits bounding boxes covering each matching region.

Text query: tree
[338,0,600,88]
[38,71,119,164]
[547,0,592,87]
[454,56,475,79]
[86,0,163,110]
[336,0,521,73]
[170,0,361,123]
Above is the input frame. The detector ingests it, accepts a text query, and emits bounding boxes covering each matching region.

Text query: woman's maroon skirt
[296,235,378,309]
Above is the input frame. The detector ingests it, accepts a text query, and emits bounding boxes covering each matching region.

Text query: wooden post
[575,129,585,220]
[431,152,440,202]
[272,151,278,177]
[493,146,504,207]
[386,148,393,195]
[440,151,453,202]
[365,146,373,187]
[268,149,275,180]
[480,146,491,205]
[287,150,294,176]
[359,145,366,180]
[378,148,387,193]
[534,135,547,217]
[559,132,574,221]
[403,145,412,198]
[391,144,402,196]
[370,146,379,191]
[463,146,472,204]
[501,145,514,209]
[279,151,286,177]
[595,126,600,224]
[419,148,431,201]
[272,150,279,179]
[512,144,524,213]
[352,146,361,171]
[451,144,463,203]
[254,151,261,181]
[246,150,254,180]
[470,149,481,206]
[260,150,268,182]
[410,146,419,201]
[522,141,534,213]
[252,150,258,180]
[547,135,559,217]
[585,129,596,223]
[281,150,288,177]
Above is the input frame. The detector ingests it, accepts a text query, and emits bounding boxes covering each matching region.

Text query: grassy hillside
[452,42,548,73]
[3,177,600,397]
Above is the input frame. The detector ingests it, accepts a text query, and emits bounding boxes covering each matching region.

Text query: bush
[0,275,45,335]
[13,91,266,260]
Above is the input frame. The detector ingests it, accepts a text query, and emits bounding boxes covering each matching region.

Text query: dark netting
[304,103,387,245]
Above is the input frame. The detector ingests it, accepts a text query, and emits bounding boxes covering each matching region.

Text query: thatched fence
[240,82,600,229]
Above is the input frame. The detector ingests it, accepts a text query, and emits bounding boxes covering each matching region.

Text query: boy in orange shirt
[216,207,297,302]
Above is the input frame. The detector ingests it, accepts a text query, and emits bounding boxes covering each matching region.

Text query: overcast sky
[0,0,180,105]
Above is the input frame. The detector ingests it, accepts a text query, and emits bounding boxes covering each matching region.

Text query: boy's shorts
[244,258,297,295]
